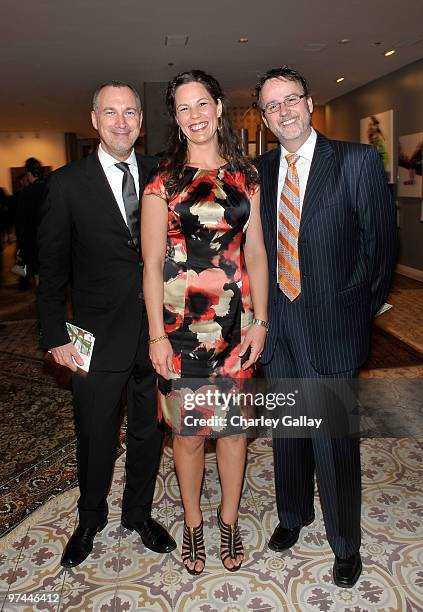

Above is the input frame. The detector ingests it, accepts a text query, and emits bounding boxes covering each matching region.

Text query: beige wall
[325,58,423,273]
[0,132,66,193]
[312,106,326,135]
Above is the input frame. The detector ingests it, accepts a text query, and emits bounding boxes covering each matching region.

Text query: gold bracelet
[148,333,168,345]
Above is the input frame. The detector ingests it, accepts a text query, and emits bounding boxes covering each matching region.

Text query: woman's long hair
[162,69,259,196]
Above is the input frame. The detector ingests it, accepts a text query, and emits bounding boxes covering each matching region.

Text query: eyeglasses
[262,94,306,114]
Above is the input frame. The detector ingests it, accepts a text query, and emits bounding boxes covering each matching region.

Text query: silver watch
[253,318,269,331]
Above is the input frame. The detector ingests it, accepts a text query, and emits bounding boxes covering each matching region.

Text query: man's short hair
[255,66,310,103]
[25,157,43,178]
[92,81,142,112]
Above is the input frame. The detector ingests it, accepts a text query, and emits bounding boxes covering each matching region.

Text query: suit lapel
[261,147,280,263]
[300,133,334,234]
[85,152,131,234]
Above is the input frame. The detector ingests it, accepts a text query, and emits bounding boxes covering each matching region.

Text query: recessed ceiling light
[238,37,248,43]
[338,38,350,44]
[336,77,345,83]
[384,49,396,56]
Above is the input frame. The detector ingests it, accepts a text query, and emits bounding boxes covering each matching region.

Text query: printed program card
[66,322,95,372]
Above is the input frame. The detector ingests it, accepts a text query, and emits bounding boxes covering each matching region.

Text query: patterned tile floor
[1,436,422,612]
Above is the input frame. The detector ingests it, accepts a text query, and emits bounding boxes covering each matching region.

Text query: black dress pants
[72,322,162,527]
[263,290,361,559]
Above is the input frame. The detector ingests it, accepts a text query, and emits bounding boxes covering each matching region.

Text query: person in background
[0,187,9,249]
[15,158,46,286]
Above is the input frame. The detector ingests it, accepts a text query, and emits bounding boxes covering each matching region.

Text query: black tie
[115,162,139,247]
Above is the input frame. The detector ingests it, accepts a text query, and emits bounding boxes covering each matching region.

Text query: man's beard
[276,112,311,142]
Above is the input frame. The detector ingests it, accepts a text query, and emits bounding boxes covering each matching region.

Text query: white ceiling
[2,0,423,136]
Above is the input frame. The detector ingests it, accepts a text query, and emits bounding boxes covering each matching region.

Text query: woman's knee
[173,435,205,453]
[217,434,247,448]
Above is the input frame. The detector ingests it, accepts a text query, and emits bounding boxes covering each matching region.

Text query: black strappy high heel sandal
[181,520,206,575]
[217,505,244,572]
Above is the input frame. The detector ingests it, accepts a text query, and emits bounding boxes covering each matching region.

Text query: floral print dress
[144,164,258,434]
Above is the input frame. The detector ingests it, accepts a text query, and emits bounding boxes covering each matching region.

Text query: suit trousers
[72,319,162,527]
[263,288,361,559]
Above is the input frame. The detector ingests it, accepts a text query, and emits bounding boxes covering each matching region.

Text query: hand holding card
[65,322,95,372]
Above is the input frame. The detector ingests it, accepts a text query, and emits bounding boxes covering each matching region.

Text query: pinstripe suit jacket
[255,132,398,374]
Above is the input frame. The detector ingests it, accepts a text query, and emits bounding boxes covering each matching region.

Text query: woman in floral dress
[141,70,268,574]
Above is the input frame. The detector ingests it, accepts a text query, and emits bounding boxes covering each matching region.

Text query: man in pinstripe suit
[255,66,397,587]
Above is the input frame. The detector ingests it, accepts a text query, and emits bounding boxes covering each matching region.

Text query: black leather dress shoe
[268,516,314,552]
[61,520,107,568]
[333,552,362,588]
[122,518,176,554]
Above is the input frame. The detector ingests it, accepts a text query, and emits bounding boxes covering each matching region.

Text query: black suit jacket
[37,152,157,371]
[15,178,45,275]
[255,133,398,374]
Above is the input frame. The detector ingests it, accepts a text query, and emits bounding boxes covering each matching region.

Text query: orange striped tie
[278,154,301,300]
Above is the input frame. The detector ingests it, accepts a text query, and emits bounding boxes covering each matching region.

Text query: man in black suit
[255,67,397,587]
[38,81,175,567]
[15,158,46,286]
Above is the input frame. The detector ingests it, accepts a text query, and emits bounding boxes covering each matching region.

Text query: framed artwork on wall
[360,110,394,183]
[398,132,423,198]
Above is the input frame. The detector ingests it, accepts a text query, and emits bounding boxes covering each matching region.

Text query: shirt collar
[280,127,317,164]
[98,143,137,170]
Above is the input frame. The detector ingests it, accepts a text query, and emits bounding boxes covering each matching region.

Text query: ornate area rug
[0,320,76,538]
[0,319,124,539]
[365,326,423,369]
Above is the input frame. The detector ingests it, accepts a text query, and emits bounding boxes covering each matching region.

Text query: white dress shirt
[275,127,317,278]
[276,127,317,214]
[97,144,139,226]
